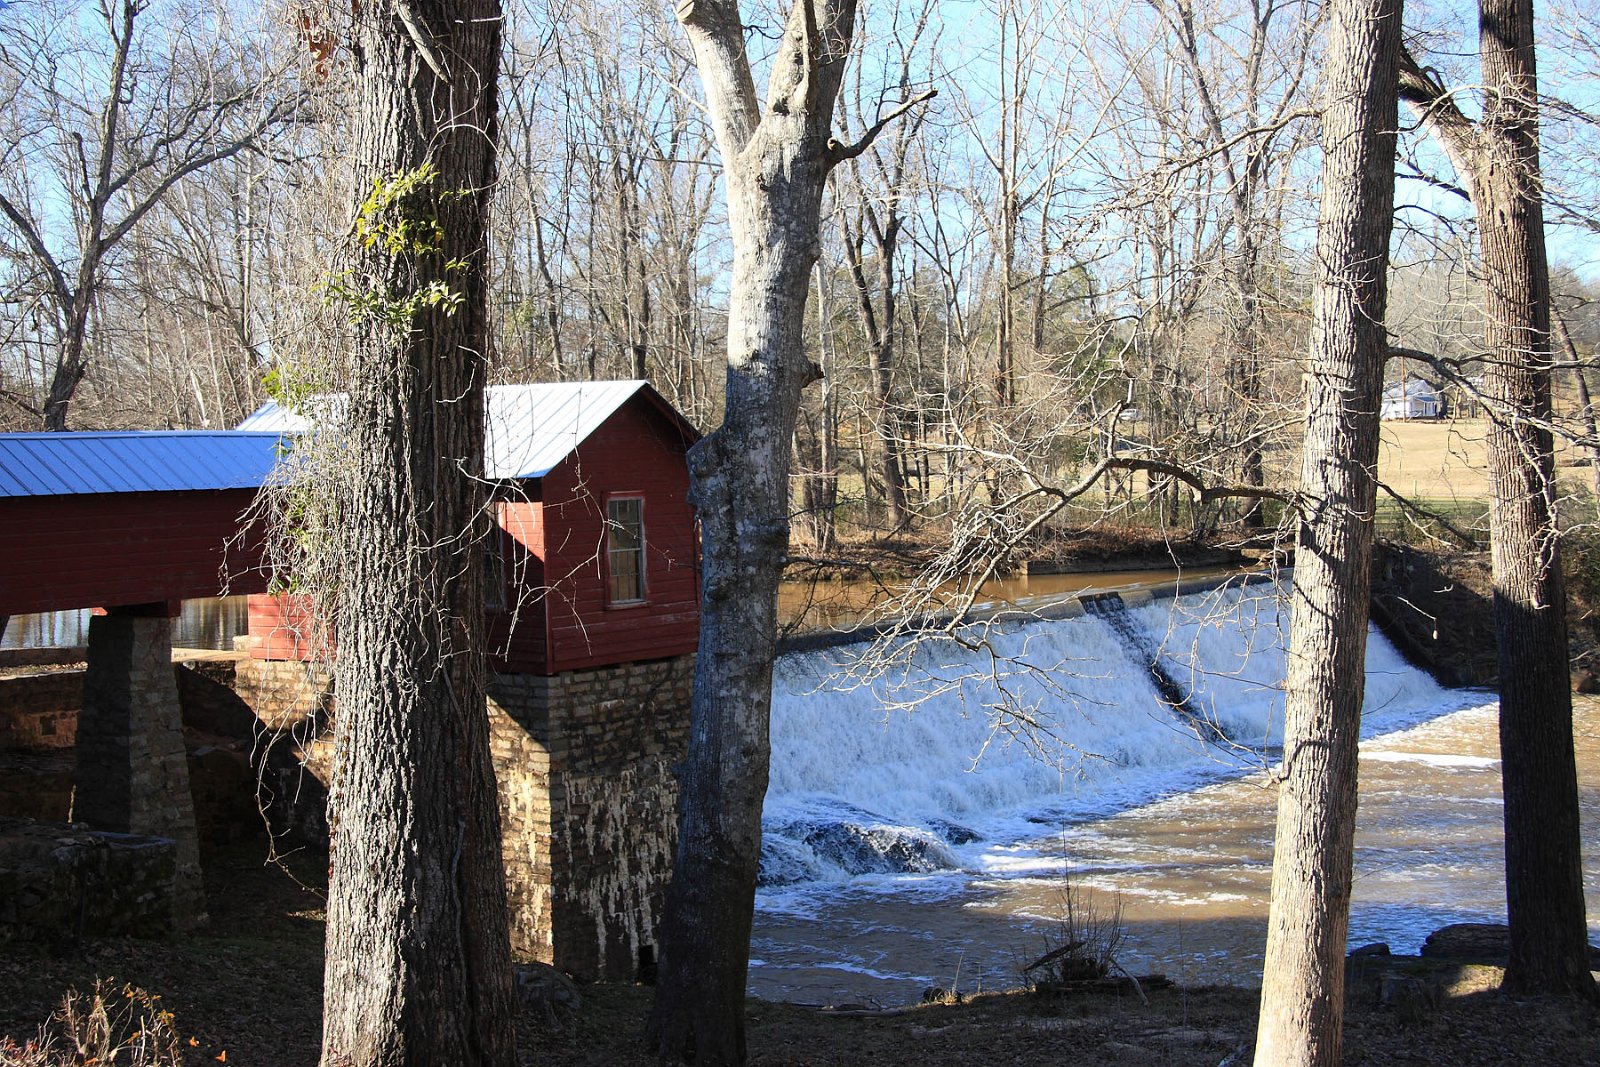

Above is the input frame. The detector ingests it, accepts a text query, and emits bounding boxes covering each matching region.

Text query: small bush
[0,982,183,1067]
[1022,871,1127,990]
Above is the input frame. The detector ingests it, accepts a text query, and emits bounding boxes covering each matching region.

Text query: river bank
[1,849,1593,1067]
[4,535,1597,1064]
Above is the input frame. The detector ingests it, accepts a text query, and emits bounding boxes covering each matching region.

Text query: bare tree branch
[825,87,937,165]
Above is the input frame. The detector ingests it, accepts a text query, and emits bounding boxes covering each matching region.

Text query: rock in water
[1423,922,1600,966]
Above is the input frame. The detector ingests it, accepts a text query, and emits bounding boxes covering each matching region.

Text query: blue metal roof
[0,431,288,498]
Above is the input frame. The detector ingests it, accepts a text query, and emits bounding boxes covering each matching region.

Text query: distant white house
[1381,377,1446,420]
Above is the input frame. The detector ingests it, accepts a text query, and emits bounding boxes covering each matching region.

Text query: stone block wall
[74,614,207,929]
[0,817,177,944]
[0,654,293,845]
[225,647,335,846]
[0,669,83,750]
[487,675,554,962]
[230,643,332,730]
[488,655,693,981]
[0,632,692,978]
[0,751,73,822]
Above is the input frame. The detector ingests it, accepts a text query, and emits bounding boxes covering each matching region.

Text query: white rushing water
[747,578,1531,1003]
[758,577,1483,913]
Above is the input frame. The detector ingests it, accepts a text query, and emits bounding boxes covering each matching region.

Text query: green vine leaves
[320,161,472,330]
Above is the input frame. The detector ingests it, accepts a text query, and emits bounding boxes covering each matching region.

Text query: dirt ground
[1,846,1596,1067]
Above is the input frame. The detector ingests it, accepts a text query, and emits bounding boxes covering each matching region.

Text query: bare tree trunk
[42,300,92,430]
[1554,315,1600,508]
[1231,244,1266,529]
[534,219,567,380]
[1252,0,1401,1063]
[807,261,841,550]
[1475,0,1595,999]
[1399,7,1595,998]
[318,2,515,1064]
[645,0,926,1060]
[0,0,294,431]
[844,215,909,527]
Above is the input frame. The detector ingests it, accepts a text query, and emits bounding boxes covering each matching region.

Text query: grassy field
[1374,416,1600,540]
[1378,417,1493,501]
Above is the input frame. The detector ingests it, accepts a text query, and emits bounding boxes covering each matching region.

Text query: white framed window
[606,495,646,605]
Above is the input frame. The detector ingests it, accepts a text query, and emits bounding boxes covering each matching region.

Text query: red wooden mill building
[238,379,702,672]
[0,380,701,979]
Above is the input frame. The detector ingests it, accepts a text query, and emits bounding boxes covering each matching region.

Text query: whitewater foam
[759,579,1481,906]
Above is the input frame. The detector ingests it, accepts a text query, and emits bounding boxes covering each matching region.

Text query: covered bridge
[0,379,702,977]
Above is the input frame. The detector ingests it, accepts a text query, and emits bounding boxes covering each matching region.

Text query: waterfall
[760,579,1474,895]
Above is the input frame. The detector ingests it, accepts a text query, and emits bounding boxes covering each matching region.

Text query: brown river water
[747,697,1600,1006]
[776,568,1234,633]
[3,568,1226,651]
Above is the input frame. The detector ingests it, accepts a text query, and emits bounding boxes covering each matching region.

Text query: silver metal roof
[237,379,654,479]
[0,431,287,498]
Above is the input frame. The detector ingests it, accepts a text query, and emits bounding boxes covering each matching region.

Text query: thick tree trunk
[1252,1,1401,1063]
[1398,1,1596,1003]
[647,0,861,1060]
[42,304,90,431]
[1475,0,1597,1000]
[318,3,516,1065]
[647,125,829,1067]
[648,157,825,1067]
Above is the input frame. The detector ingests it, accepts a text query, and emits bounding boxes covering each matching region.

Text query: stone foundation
[0,635,692,979]
[227,649,335,844]
[233,655,693,980]
[230,647,333,730]
[73,614,207,928]
[0,817,177,944]
[0,667,83,750]
[488,655,692,980]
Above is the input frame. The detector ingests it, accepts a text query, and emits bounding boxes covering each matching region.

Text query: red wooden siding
[0,489,268,616]
[246,593,330,661]
[486,497,551,673]
[239,391,699,675]
[537,398,699,673]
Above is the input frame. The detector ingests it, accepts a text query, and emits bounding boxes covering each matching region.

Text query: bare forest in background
[3,0,1599,547]
[5,2,1600,1065]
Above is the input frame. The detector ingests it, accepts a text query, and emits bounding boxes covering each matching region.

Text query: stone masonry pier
[73,609,207,928]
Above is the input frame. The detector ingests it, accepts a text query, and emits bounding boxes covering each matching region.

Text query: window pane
[607,497,644,603]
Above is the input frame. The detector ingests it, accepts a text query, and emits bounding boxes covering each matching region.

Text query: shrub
[0,982,183,1067]
[1021,870,1127,991]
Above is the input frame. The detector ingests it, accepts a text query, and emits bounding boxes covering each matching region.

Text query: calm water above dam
[1,596,250,652]
[2,566,1227,650]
